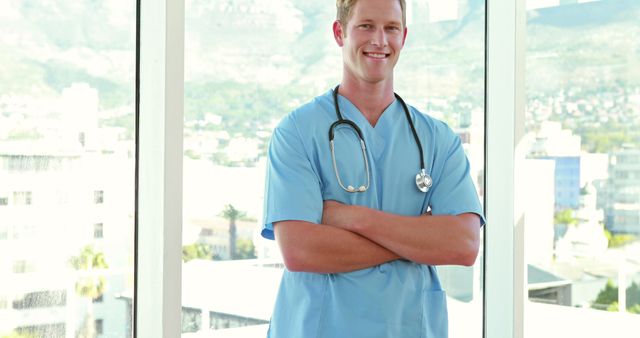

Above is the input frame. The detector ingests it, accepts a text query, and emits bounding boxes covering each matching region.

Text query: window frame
[135,0,184,337]
[484,0,526,337]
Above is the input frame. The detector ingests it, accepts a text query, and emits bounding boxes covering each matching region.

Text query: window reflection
[0,1,136,337]
[183,1,485,337]
[523,0,640,331]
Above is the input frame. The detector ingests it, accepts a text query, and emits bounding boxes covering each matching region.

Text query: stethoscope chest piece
[416,169,432,193]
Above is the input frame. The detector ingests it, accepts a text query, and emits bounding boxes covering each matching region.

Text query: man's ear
[333,20,345,47]
[402,27,408,47]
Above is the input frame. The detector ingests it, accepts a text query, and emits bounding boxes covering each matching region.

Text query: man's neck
[338,78,395,127]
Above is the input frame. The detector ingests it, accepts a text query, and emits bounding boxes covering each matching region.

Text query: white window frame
[484,0,526,338]
[136,0,184,337]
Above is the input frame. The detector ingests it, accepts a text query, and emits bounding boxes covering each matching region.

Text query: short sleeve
[261,115,324,240]
[429,127,486,226]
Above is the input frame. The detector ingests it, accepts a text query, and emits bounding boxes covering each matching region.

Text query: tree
[554,209,578,226]
[604,229,637,248]
[220,204,246,260]
[182,243,214,262]
[69,245,109,338]
[592,279,640,314]
[235,238,257,260]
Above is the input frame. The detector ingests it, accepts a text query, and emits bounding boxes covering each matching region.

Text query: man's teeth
[367,53,386,58]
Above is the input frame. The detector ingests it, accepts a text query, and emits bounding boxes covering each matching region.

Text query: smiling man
[261,0,485,337]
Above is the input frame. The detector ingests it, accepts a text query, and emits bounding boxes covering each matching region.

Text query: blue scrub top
[262,89,485,338]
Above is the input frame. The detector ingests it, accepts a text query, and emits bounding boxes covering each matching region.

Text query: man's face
[334,0,407,85]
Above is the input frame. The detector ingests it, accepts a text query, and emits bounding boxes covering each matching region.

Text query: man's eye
[359,24,372,29]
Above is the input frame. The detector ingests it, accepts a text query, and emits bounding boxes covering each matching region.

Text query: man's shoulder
[276,90,334,130]
[406,104,454,133]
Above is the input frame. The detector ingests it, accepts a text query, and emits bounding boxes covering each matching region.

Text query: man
[261,0,485,337]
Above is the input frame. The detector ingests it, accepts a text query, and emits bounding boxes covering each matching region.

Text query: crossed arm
[274,201,481,274]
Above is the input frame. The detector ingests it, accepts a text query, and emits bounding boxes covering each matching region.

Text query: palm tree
[69,245,109,338]
[220,204,246,260]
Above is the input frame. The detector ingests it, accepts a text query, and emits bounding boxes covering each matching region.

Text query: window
[93,294,104,303]
[13,290,66,309]
[13,191,32,205]
[16,324,66,338]
[94,223,104,239]
[183,1,485,337]
[94,190,104,204]
[0,1,136,337]
[522,0,640,335]
[12,224,35,240]
[95,319,104,335]
[181,307,202,333]
[0,225,8,240]
[12,260,36,274]
[209,311,268,330]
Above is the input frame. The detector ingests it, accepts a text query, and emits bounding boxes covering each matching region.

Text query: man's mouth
[364,52,389,59]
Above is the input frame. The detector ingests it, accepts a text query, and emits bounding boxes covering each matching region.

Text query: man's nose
[369,28,388,47]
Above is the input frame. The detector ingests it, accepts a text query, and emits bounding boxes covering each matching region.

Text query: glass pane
[397,2,486,338]
[523,0,640,336]
[0,2,136,337]
[182,1,484,337]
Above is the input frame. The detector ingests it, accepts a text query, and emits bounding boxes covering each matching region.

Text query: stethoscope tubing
[330,85,430,193]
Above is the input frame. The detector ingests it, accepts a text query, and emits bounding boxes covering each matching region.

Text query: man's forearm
[274,220,401,273]
[358,211,480,266]
[323,201,481,266]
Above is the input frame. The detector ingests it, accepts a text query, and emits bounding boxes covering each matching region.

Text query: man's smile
[363,52,389,59]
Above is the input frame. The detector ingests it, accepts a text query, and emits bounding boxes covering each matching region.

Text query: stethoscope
[329,85,432,193]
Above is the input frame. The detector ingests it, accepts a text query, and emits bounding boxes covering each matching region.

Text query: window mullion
[484,0,526,337]
[136,0,184,337]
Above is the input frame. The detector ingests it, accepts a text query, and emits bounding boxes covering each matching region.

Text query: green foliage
[604,229,637,248]
[184,81,306,139]
[578,120,636,153]
[220,204,247,222]
[1,332,36,338]
[182,243,214,262]
[41,60,131,109]
[606,301,619,312]
[100,114,135,140]
[235,239,257,260]
[593,280,618,307]
[69,245,109,300]
[7,129,43,140]
[69,245,109,270]
[593,280,640,313]
[554,209,578,226]
[184,149,201,160]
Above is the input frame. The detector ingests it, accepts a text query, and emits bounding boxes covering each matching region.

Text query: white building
[0,87,135,338]
[516,158,556,266]
[555,182,608,260]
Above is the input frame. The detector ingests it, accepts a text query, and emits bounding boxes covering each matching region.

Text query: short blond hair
[336,0,406,28]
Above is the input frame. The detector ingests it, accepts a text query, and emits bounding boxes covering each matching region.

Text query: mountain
[1,0,638,133]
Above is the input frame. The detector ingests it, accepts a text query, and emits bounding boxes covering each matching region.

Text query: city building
[0,84,134,338]
[527,121,582,210]
[605,147,640,235]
